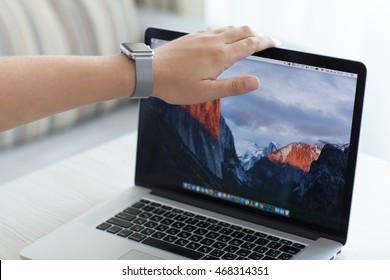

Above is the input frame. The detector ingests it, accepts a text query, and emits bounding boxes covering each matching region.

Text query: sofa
[0,0,140,149]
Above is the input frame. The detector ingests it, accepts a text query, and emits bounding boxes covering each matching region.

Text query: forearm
[0,55,134,131]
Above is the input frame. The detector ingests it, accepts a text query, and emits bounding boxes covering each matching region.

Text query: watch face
[123,43,152,53]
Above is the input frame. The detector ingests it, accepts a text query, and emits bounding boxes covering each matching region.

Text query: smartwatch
[120,42,154,98]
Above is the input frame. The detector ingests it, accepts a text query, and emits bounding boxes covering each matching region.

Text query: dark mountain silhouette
[294,144,349,216]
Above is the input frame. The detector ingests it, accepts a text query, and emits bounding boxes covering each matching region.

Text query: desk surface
[1,132,389,259]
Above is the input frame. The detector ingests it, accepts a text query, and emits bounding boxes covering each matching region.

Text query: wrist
[111,54,136,99]
[120,43,154,99]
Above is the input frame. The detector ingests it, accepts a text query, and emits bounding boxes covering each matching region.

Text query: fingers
[198,26,279,47]
[216,26,280,68]
[227,35,280,62]
[205,76,260,100]
[222,25,279,48]
[220,25,260,43]
[207,26,280,66]
[197,26,234,34]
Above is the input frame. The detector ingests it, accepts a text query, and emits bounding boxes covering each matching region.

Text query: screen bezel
[136,27,366,244]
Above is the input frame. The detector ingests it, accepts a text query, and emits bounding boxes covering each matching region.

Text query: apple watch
[120,42,154,98]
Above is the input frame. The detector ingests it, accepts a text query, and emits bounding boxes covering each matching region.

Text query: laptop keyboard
[96,199,306,260]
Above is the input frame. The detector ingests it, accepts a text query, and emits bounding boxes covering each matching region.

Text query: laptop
[20,27,366,260]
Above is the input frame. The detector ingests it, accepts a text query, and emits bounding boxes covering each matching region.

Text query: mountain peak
[236,141,281,170]
[267,142,323,172]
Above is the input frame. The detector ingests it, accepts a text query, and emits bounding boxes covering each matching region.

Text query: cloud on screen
[219,57,357,146]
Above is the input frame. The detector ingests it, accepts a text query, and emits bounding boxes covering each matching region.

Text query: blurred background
[0,0,389,184]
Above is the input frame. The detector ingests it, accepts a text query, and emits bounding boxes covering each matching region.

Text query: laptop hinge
[151,189,321,241]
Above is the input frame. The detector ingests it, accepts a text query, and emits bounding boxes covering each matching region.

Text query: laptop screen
[136,29,366,238]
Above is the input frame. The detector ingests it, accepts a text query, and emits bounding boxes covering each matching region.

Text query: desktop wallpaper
[137,58,357,230]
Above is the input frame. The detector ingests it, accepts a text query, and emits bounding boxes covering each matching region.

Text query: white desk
[1,132,389,259]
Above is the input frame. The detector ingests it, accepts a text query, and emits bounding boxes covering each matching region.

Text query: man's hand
[152,26,280,104]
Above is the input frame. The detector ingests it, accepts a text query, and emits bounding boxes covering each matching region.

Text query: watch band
[132,56,153,98]
[120,43,154,99]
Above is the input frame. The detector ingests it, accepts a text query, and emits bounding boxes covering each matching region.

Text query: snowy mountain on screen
[236,140,281,170]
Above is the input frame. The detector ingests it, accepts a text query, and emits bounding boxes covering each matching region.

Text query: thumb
[214,76,260,98]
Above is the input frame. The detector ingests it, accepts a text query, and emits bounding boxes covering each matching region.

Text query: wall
[205,0,390,161]
[136,0,204,19]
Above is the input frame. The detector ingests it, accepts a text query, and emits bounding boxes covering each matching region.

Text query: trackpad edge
[118,249,163,260]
